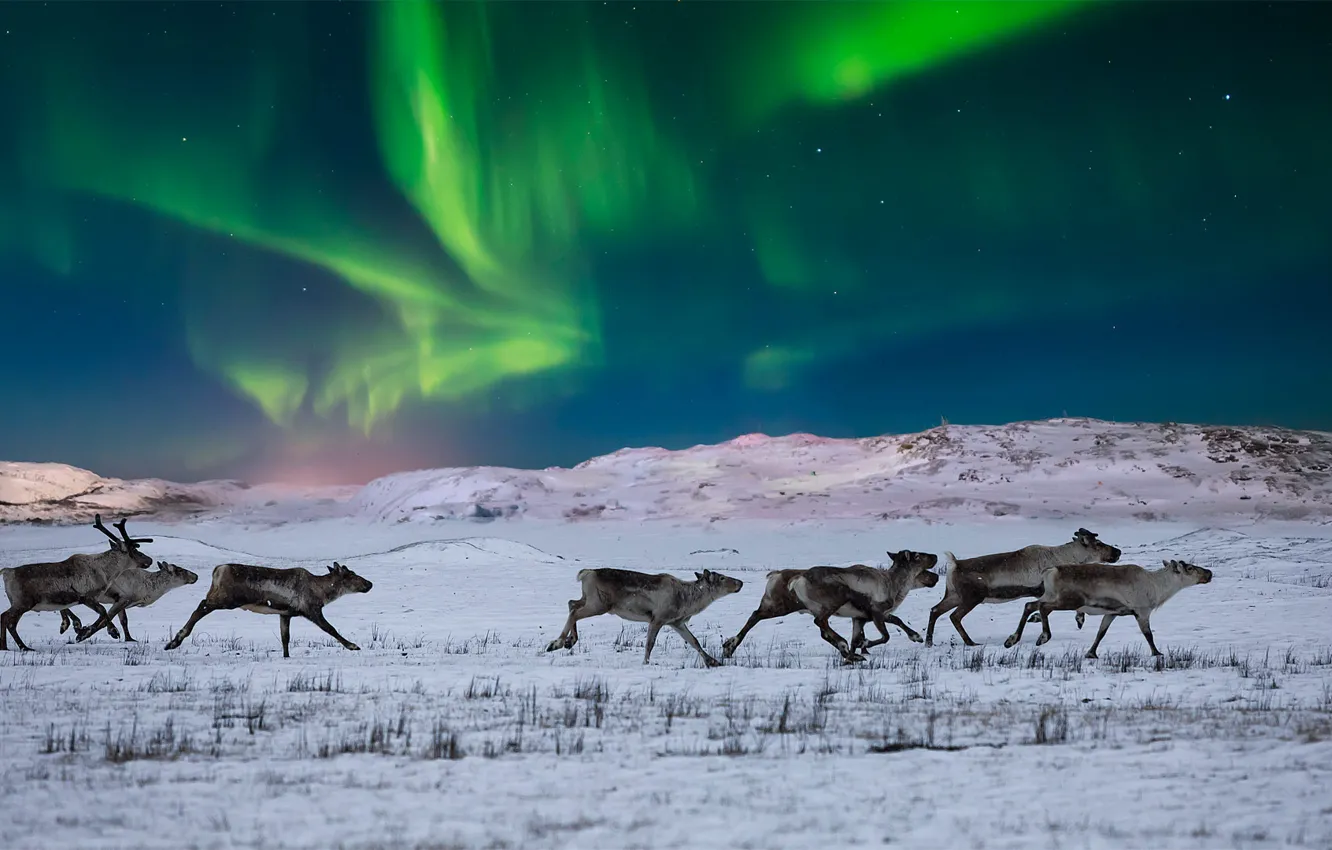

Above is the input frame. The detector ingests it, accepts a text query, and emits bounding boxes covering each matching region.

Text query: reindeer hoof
[721,639,738,658]
[58,622,70,635]
[1003,636,1019,649]
[346,643,361,652]
[702,655,722,668]
[841,653,865,664]
[1085,650,1098,660]
[121,636,135,643]
[907,633,923,644]
[1035,635,1050,647]
[164,639,181,651]
[545,639,564,653]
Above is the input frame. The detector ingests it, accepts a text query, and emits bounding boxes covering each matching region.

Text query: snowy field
[2,514,1331,850]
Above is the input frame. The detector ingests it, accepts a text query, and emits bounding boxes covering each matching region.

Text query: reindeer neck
[679,579,728,617]
[1142,568,1189,608]
[308,572,350,606]
[1050,541,1096,565]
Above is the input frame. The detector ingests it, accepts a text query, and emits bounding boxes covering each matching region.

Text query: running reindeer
[546,568,743,667]
[1,514,154,651]
[723,550,939,660]
[165,562,373,658]
[925,528,1122,647]
[1003,559,1213,658]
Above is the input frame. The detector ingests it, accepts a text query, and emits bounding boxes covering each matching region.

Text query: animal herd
[1,517,1213,664]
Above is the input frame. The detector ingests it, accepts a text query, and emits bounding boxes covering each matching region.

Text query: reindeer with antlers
[1,514,155,651]
[58,516,157,641]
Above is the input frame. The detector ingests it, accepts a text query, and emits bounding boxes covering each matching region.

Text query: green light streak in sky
[21,0,703,433]
[735,1,1085,121]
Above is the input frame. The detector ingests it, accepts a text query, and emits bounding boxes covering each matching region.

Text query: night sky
[1,2,1328,484]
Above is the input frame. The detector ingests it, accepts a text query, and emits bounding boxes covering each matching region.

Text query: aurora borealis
[1,1,1328,483]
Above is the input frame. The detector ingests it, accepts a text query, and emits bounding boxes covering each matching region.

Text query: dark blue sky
[0,1,1328,483]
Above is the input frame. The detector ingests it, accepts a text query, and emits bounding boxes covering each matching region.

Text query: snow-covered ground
[2,419,1331,848]
[2,514,1330,849]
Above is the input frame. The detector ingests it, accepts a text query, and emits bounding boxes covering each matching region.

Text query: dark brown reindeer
[1,514,154,651]
[783,551,940,663]
[924,528,1123,647]
[545,568,744,667]
[1003,559,1213,658]
[723,550,939,659]
[165,562,373,658]
[73,561,200,642]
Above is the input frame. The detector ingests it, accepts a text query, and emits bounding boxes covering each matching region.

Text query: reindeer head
[327,562,374,594]
[1163,559,1212,585]
[93,514,154,568]
[694,569,744,596]
[155,561,200,586]
[888,550,941,588]
[1070,528,1122,563]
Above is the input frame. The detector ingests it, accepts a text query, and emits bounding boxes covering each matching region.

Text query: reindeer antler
[113,517,154,548]
[92,514,123,546]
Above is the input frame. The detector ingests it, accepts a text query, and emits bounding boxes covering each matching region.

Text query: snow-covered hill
[353,418,1332,524]
[4,418,1330,525]
[0,461,352,525]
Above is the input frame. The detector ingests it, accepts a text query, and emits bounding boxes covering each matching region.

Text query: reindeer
[785,551,940,663]
[545,568,743,667]
[1,514,154,651]
[924,528,1122,647]
[72,561,199,642]
[164,562,373,658]
[722,550,938,659]
[59,517,160,640]
[1003,559,1213,658]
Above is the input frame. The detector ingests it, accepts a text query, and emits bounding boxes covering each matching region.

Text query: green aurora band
[7,0,1327,439]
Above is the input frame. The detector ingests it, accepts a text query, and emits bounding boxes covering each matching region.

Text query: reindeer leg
[1035,603,1057,647]
[643,621,664,665]
[1086,613,1116,659]
[75,600,125,642]
[671,622,721,668]
[165,601,218,650]
[1005,600,1042,648]
[117,609,132,642]
[883,613,922,644]
[849,618,869,653]
[3,609,33,652]
[1132,611,1161,657]
[813,614,862,663]
[1076,611,1086,630]
[925,592,959,647]
[60,609,77,635]
[304,610,360,652]
[949,599,982,647]
[280,615,292,659]
[546,596,604,653]
[722,607,783,658]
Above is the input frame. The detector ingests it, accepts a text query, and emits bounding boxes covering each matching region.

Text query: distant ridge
[4,419,1330,524]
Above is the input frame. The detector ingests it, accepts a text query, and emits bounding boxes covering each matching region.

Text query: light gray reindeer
[785,551,940,663]
[723,550,939,659]
[1,514,154,651]
[73,561,199,642]
[545,568,743,667]
[924,528,1122,647]
[165,562,373,658]
[1003,559,1213,658]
